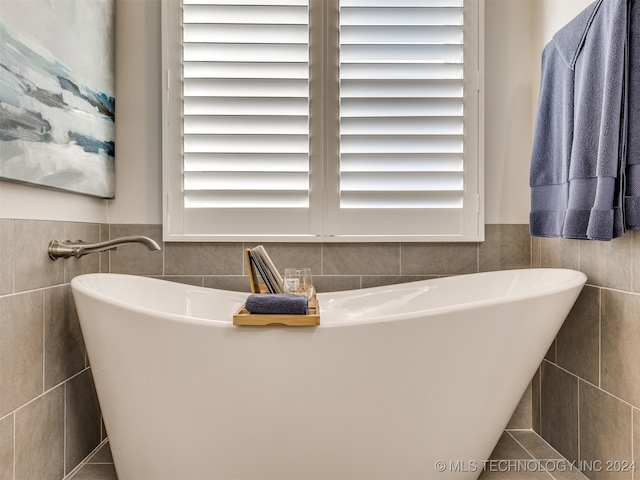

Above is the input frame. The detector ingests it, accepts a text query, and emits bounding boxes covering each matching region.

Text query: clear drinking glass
[283,268,314,298]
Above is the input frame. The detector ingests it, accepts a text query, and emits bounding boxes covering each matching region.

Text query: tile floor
[480,431,589,480]
[67,441,117,480]
[67,430,589,480]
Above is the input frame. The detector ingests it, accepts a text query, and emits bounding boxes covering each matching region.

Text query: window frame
[161,0,485,242]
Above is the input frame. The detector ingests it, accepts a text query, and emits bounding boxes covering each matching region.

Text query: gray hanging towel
[625,0,640,228]
[530,0,629,240]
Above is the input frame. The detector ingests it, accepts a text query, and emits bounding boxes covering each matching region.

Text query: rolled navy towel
[245,293,309,315]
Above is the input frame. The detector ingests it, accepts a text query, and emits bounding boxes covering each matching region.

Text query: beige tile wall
[0,220,103,480]
[0,221,532,479]
[533,233,640,480]
[149,223,530,292]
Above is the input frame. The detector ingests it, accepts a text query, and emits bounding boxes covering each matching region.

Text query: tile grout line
[538,366,543,443]
[41,289,46,400]
[62,438,110,480]
[63,382,67,479]
[108,225,111,274]
[12,412,15,480]
[632,408,635,480]
[577,379,581,468]
[543,359,640,413]
[598,286,602,394]
[632,231,635,297]
[7,367,92,420]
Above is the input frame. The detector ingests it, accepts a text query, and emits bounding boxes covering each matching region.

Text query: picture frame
[0,0,116,198]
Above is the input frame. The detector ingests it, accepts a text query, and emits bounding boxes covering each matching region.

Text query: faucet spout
[49,236,161,260]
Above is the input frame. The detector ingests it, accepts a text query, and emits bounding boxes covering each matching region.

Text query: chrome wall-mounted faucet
[48,236,161,260]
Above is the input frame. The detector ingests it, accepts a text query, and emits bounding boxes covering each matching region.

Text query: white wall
[0,0,590,227]
[534,0,591,52]
[484,0,534,224]
[0,181,109,222]
[107,0,163,224]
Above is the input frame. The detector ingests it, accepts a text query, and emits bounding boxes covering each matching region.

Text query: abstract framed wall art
[0,0,115,198]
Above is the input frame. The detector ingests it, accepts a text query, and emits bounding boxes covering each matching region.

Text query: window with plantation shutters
[162,0,483,241]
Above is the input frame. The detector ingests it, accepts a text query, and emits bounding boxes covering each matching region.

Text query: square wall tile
[0,290,44,417]
[531,236,541,268]
[165,242,242,276]
[579,234,632,290]
[65,370,101,476]
[601,289,640,408]
[579,381,632,480]
[15,386,64,480]
[63,222,101,282]
[506,381,532,429]
[14,220,64,292]
[108,224,163,275]
[100,224,109,273]
[0,414,13,480]
[313,275,361,292]
[532,367,541,434]
[44,285,86,390]
[323,243,400,275]
[0,219,14,295]
[540,361,579,462]
[204,275,251,292]
[556,286,600,386]
[479,224,530,272]
[401,243,477,275]
[539,237,580,270]
[633,408,640,480]
[632,230,640,293]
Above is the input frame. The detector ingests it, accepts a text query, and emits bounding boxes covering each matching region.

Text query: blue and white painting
[0,0,115,198]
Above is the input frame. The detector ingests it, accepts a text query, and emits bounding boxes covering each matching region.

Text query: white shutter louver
[329,0,478,237]
[179,0,312,234]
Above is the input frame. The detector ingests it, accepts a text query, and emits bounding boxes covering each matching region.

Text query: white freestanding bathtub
[71,268,586,480]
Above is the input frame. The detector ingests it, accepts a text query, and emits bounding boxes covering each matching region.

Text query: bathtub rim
[70,268,587,328]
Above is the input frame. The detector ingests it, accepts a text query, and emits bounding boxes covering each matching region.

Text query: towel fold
[245,294,309,315]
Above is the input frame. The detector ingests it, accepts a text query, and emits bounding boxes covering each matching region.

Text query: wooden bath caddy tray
[232,247,320,326]
[232,294,320,327]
